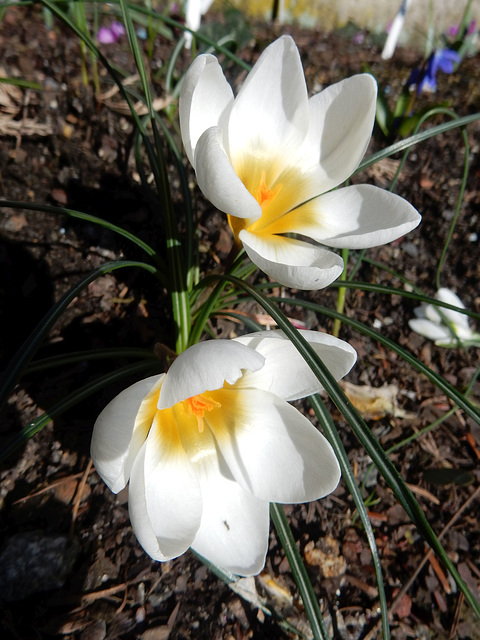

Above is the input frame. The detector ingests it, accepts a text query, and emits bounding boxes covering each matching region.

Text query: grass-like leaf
[0,260,157,410]
[117,0,191,352]
[0,359,160,463]
[201,275,389,637]
[202,274,480,621]
[356,112,480,173]
[0,199,164,264]
[0,76,42,90]
[270,503,331,640]
[271,296,480,424]
[24,348,157,374]
[327,280,480,322]
[309,395,390,639]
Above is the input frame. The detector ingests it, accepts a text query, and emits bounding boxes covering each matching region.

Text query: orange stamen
[251,170,283,222]
[184,393,221,433]
[256,179,274,207]
[253,170,278,210]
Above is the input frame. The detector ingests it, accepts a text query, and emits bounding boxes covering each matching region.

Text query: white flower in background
[184,0,214,49]
[180,35,421,290]
[91,331,356,575]
[381,0,413,60]
[409,288,480,347]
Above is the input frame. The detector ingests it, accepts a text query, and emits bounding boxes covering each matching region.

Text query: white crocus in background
[409,288,480,347]
[184,0,214,49]
[180,35,421,290]
[91,331,356,575]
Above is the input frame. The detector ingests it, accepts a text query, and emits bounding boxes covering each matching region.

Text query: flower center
[252,170,283,214]
[183,393,221,433]
[228,169,283,241]
[253,172,276,209]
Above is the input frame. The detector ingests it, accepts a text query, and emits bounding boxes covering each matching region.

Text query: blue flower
[408,48,461,93]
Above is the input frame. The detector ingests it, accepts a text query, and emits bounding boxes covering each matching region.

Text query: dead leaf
[3,212,27,232]
[391,589,412,618]
[230,576,266,610]
[51,188,68,205]
[420,175,434,189]
[97,74,172,116]
[304,537,347,578]
[0,116,53,137]
[340,381,415,420]
[140,626,171,640]
[257,573,293,605]
[0,70,22,116]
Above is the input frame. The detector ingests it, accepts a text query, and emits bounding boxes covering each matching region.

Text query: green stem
[118,0,190,352]
[332,248,349,338]
[436,125,470,289]
[189,252,247,347]
[72,1,90,87]
[38,0,191,352]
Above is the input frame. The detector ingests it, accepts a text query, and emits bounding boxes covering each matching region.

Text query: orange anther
[184,393,221,433]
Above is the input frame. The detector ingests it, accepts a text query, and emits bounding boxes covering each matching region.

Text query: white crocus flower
[184,0,214,49]
[91,331,356,575]
[409,288,480,347]
[179,35,421,290]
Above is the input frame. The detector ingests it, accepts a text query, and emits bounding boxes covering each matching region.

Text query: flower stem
[332,248,349,337]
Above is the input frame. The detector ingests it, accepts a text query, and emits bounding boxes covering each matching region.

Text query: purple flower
[445,23,459,38]
[353,31,365,45]
[446,19,476,39]
[97,21,126,44]
[468,19,477,36]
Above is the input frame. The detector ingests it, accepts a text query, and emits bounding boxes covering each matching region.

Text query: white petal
[208,388,341,503]
[179,55,234,165]
[436,288,465,308]
[409,318,451,341]
[158,340,265,409]
[235,330,357,400]
[413,303,428,320]
[381,9,406,59]
[191,456,269,576]
[240,230,344,290]
[293,74,377,194]
[185,0,201,32]
[128,424,202,561]
[435,288,470,331]
[269,184,421,249]
[185,0,213,35]
[424,303,443,324]
[226,35,309,167]
[184,32,193,50]
[91,374,165,493]
[194,127,262,220]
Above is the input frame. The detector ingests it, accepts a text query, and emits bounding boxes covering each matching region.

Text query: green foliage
[198,3,253,54]
[1,1,480,637]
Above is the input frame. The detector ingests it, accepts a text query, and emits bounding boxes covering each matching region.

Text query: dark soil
[1,5,480,640]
